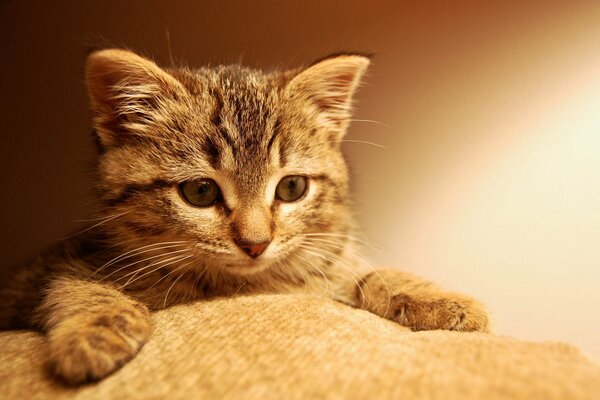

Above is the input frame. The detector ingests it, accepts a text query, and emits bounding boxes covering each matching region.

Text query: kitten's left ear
[285,53,370,136]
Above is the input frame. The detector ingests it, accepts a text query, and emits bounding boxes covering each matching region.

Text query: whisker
[293,250,333,299]
[186,266,208,301]
[298,240,371,309]
[337,139,386,149]
[299,243,355,298]
[99,248,191,282]
[90,241,189,278]
[299,237,348,250]
[344,118,391,128]
[119,253,194,287]
[72,212,129,222]
[61,212,130,240]
[232,282,247,297]
[163,269,188,308]
[300,232,375,247]
[325,245,391,317]
[120,257,193,291]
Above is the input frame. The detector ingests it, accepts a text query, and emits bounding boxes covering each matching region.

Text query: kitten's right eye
[275,175,308,202]
[179,179,222,207]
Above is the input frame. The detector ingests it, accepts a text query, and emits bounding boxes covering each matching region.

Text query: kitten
[0,49,489,385]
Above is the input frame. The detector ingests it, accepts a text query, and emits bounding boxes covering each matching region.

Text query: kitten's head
[86,49,369,277]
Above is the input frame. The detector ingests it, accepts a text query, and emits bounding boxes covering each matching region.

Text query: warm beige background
[1,1,599,360]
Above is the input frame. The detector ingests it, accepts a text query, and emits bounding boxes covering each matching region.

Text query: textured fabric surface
[1,294,599,399]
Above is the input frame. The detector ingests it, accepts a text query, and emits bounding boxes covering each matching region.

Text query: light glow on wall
[355,3,600,360]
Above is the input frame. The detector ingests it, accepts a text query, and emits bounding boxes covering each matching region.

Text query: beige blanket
[1,294,599,399]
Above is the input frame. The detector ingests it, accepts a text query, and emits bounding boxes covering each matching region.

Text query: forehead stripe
[210,87,238,158]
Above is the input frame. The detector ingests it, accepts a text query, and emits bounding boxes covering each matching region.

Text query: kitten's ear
[85,49,186,149]
[286,53,370,136]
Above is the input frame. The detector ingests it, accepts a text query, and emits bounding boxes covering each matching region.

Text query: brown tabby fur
[0,49,489,385]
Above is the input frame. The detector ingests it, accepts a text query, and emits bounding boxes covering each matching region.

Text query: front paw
[390,293,490,332]
[47,305,151,385]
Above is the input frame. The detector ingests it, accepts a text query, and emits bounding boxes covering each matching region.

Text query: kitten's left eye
[179,179,222,207]
[275,175,308,202]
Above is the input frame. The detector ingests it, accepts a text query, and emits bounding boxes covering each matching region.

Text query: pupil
[287,179,297,192]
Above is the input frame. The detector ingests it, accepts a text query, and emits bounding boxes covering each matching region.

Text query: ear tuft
[286,53,370,135]
[85,49,184,149]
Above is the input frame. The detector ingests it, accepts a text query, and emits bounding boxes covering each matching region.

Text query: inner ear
[85,49,186,149]
[286,53,370,136]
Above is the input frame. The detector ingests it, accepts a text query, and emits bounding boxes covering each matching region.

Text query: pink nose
[236,240,270,258]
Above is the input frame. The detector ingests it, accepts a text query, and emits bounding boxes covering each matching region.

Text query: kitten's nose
[235,240,270,258]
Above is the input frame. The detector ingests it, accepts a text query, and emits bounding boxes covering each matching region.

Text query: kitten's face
[86,50,368,276]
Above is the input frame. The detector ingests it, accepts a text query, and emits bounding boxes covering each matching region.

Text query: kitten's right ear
[85,49,185,149]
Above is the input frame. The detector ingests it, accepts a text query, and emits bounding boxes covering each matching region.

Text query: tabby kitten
[0,49,489,385]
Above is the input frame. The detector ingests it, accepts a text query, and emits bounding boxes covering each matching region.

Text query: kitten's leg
[355,269,490,332]
[37,276,151,385]
[0,263,45,328]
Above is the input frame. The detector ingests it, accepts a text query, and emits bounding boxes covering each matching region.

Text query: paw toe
[445,300,490,332]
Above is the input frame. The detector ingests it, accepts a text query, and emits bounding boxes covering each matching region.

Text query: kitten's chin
[222,260,273,276]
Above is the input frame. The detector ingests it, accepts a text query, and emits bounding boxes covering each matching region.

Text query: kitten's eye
[179,179,222,207]
[275,175,308,202]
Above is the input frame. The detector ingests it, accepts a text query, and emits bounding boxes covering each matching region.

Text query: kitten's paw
[47,304,151,385]
[389,293,490,332]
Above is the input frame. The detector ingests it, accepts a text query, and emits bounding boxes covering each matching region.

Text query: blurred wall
[1,1,599,360]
